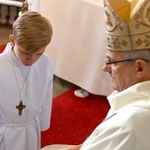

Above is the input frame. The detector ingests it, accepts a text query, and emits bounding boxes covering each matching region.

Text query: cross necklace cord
[10,44,32,116]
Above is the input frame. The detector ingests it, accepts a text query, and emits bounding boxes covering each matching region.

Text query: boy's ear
[9,35,15,46]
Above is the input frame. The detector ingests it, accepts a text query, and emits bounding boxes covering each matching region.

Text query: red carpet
[0,45,110,148]
[41,88,110,148]
[0,44,6,53]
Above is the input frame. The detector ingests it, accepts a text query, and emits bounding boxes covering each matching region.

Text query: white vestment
[0,43,53,150]
[42,81,150,150]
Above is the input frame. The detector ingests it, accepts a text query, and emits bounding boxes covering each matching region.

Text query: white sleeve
[40,74,53,131]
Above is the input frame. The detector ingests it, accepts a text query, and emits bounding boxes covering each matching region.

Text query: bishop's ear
[137,65,143,72]
[135,59,147,77]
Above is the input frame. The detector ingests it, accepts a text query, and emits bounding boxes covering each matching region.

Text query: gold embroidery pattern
[104,0,150,51]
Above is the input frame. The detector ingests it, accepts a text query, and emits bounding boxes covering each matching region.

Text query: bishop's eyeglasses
[104,56,150,68]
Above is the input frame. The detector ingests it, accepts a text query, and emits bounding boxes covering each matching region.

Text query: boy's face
[9,35,45,66]
[13,44,45,66]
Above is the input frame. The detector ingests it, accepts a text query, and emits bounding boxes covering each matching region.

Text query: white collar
[107,81,150,114]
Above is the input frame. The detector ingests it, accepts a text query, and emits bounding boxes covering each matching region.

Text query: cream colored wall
[82,0,103,6]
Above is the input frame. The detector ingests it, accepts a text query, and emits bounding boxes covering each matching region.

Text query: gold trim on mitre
[104,0,150,51]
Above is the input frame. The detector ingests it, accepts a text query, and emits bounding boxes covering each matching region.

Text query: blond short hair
[12,11,53,52]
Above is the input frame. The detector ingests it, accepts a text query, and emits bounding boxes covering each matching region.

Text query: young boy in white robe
[0,11,53,150]
[41,0,150,149]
